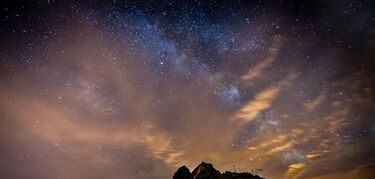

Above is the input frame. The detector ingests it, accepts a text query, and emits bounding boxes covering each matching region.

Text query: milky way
[1,1,375,179]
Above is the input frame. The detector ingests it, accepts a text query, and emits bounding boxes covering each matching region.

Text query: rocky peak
[172,162,264,179]
[191,162,220,179]
[173,166,192,179]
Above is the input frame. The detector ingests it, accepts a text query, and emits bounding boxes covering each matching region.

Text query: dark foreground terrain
[173,162,264,179]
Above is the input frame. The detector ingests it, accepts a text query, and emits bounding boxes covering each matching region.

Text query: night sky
[1,1,375,179]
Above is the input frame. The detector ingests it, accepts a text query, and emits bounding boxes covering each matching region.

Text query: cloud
[231,72,296,123]
[0,84,187,179]
[231,86,279,122]
[241,35,283,81]
[285,163,306,179]
[304,88,328,112]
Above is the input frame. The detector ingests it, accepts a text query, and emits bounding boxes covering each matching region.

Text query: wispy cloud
[241,35,283,81]
[231,86,279,122]
[231,72,296,123]
[304,88,328,112]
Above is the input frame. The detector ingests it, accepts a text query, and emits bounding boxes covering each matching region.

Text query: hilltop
[173,162,264,179]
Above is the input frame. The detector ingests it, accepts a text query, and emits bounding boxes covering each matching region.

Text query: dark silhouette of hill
[173,162,264,179]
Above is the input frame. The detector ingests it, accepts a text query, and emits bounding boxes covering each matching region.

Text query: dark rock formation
[173,162,264,179]
[173,166,192,179]
[191,162,220,179]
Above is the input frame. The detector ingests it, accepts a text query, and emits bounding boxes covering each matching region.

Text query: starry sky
[1,1,375,179]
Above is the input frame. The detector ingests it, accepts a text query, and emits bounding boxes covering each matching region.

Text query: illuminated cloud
[285,163,306,179]
[231,72,296,123]
[304,88,328,112]
[231,85,279,122]
[241,36,283,81]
